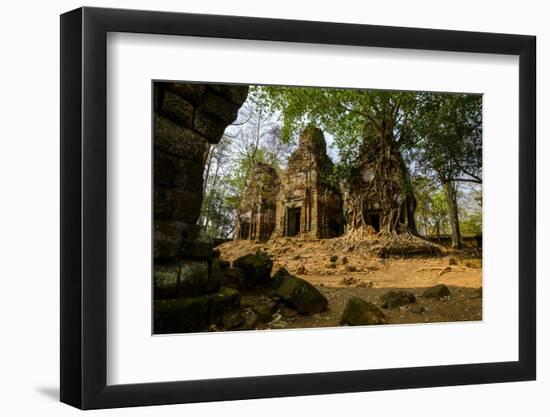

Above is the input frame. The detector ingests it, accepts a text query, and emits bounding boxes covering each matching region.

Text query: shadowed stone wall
[154,82,248,261]
[153,82,248,311]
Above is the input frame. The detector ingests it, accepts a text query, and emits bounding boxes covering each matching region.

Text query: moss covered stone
[380,290,416,309]
[222,309,245,330]
[154,220,185,260]
[180,225,214,259]
[209,258,226,286]
[240,310,259,330]
[422,284,451,298]
[154,286,241,333]
[154,259,221,299]
[233,251,273,289]
[272,268,328,314]
[209,287,241,325]
[270,267,290,289]
[221,267,245,290]
[252,301,278,323]
[340,297,386,326]
[153,263,180,299]
[154,295,211,334]
[179,260,220,296]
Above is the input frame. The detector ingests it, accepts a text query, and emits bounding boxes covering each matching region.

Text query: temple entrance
[240,222,250,239]
[286,208,301,236]
[366,212,380,232]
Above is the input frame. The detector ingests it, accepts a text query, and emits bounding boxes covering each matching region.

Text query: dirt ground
[218,237,482,329]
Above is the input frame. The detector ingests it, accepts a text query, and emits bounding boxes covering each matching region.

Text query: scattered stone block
[209,287,241,325]
[422,284,451,299]
[222,309,245,330]
[340,298,386,326]
[233,251,273,289]
[271,268,328,314]
[154,295,211,334]
[280,306,299,319]
[240,309,259,330]
[253,302,277,323]
[410,305,426,314]
[154,260,220,299]
[221,267,245,290]
[380,290,416,309]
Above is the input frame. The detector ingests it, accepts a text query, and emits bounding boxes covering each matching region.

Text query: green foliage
[200,98,291,238]
[414,93,482,184]
[255,86,419,181]
[413,175,482,238]
[460,212,482,235]
[202,186,234,237]
[201,86,482,240]
[413,176,450,237]
[458,187,483,235]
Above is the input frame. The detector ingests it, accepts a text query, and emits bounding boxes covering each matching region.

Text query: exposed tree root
[337,225,379,243]
[415,266,473,276]
[331,227,446,258]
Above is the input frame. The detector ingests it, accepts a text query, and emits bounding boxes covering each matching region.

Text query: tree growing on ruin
[256,86,421,236]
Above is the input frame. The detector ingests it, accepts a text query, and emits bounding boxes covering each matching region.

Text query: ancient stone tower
[274,126,343,239]
[235,162,279,241]
[343,125,417,235]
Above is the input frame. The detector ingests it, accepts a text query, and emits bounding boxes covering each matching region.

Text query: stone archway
[153,82,248,321]
[153,82,248,262]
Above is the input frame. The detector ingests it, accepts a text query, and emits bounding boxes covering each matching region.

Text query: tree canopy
[200,85,482,245]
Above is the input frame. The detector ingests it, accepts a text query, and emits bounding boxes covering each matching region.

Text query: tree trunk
[395,149,418,234]
[443,180,462,249]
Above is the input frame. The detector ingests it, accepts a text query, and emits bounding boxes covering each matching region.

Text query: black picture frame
[60,6,536,410]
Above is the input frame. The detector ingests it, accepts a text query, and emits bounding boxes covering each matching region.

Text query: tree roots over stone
[332,231,444,259]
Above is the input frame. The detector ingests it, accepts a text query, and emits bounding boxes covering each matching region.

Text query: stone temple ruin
[237,126,344,241]
[275,126,344,239]
[151,84,457,334]
[235,162,279,241]
[153,85,336,333]
[345,128,417,235]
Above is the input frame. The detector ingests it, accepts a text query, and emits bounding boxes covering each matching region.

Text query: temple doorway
[286,208,301,236]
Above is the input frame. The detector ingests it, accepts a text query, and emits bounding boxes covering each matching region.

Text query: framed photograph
[60,6,536,409]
